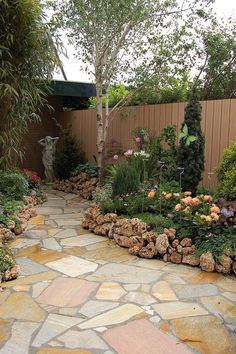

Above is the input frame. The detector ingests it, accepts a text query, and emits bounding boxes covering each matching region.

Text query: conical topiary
[176,91,205,194]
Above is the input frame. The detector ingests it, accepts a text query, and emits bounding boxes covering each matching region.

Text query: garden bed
[82,203,236,275]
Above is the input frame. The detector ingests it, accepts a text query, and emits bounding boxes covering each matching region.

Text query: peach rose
[205,216,212,223]
[203,195,213,202]
[211,212,220,221]
[184,191,192,196]
[183,207,190,215]
[165,193,172,199]
[210,206,220,214]
[148,191,155,199]
[175,203,182,211]
[190,197,201,207]
[181,196,192,205]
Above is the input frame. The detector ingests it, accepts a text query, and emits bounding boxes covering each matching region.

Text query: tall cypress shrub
[177,92,205,194]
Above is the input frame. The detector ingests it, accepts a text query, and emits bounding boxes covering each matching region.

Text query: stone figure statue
[38,136,59,182]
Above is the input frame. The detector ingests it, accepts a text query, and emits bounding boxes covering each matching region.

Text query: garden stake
[159,161,165,215]
[207,172,214,192]
[177,167,184,222]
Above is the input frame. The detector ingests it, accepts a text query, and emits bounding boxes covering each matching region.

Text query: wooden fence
[58,99,236,190]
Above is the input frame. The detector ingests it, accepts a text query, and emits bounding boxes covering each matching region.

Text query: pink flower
[124,149,133,157]
[135,136,141,143]
[113,154,119,160]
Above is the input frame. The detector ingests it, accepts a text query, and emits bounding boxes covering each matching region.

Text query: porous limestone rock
[182,254,200,266]
[180,238,192,247]
[216,254,233,274]
[200,252,215,272]
[155,234,169,254]
[170,252,182,264]
[139,242,157,259]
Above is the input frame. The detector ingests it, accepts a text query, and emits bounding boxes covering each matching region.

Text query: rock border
[82,204,236,275]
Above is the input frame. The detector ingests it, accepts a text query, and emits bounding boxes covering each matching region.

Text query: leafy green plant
[0,0,58,169]
[54,127,86,180]
[0,171,29,200]
[176,91,205,194]
[179,124,197,146]
[195,226,236,260]
[133,213,179,234]
[0,246,16,280]
[215,142,236,200]
[112,161,140,196]
[72,162,98,178]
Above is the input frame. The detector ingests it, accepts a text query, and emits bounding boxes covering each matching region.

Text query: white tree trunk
[96,82,104,180]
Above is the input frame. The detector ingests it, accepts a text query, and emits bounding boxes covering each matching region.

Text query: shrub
[22,169,41,190]
[0,246,16,279]
[72,162,98,177]
[176,92,205,194]
[112,161,140,196]
[0,171,29,200]
[54,127,86,180]
[215,142,236,200]
[133,213,179,234]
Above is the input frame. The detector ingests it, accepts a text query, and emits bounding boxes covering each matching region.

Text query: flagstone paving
[0,186,235,354]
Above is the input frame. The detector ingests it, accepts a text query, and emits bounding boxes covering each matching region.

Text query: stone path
[0,187,236,354]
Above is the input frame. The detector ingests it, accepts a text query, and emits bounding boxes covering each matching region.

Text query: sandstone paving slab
[222,292,236,302]
[79,301,120,318]
[0,321,40,354]
[123,284,140,291]
[16,257,48,275]
[173,284,219,299]
[79,304,144,329]
[49,213,83,220]
[43,200,66,207]
[58,308,79,316]
[86,263,162,284]
[189,271,221,284]
[32,282,51,298]
[0,319,12,345]
[36,348,91,354]
[60,235,106,248]
[42,238,62,251]
[15,243,41,257]
[32,313,83,347]
[0,291,10,305]
[24,229,48,239]
[54,229,78,239]
[124,291,156,305]
[96,282,126,301]
[135,258,168,270]
[46,255,98,277]
[171,315,236,354]
[152,301,208,320]
[216,277,236,292]
[162,274,186,284]
[9,238,40,250]
[48,228,61,237]
[64,247,87,257]
[12,285,30,292]
[200,295,236,325]
[54,219,82,226]
[1,271,59,288]
[28,249,66,264]
[28,214,45,225]
[64,193,81,200]
[84,240,110,251]
[161,263,200,279]
[83,246,138,264]
[152,281,178,301]
[63,208,84,214]
[36,277,98,307]
[58,329,109,350]
[36,207,63,215]
[0,292,45,322]
[102,318,192,354]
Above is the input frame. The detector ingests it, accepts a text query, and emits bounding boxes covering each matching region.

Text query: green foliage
[0,0,58,169]
[112,161,140,196]
[215,142,236,200]
[72,162,98,178]
[0,171,29,200]
[195,226,236,260]
[0,246,16,279]
[179,124,197,146]
[54,128,86,180]
[176,92,205,194]
[133,213,179,234]
[89,84,129,108]
[145,125,177,182]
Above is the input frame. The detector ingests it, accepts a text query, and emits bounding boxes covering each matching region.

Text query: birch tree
[55,0,215,177]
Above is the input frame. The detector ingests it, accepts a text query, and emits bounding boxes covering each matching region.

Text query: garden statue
[38,136,59,182]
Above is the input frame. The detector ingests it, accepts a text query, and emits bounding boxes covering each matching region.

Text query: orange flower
[184,191,192,196]
[203,195,213,202]
[211,212,219,221]
[175,203,182,211]
[190,197,200,207]
[210,206,220,214]
[181,196,192,205]
[205,216,212,223]
[165,193,172,199]
[148,191,155,199]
